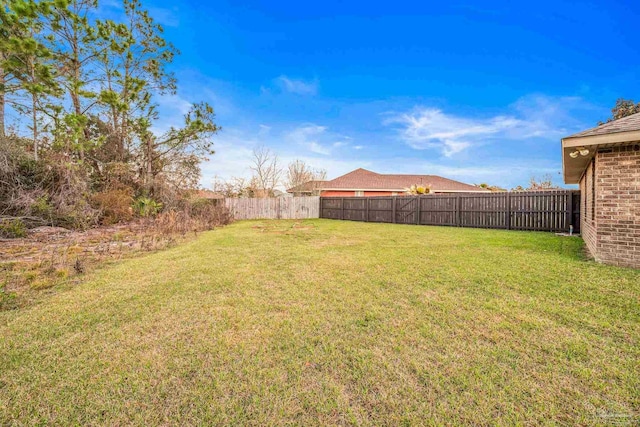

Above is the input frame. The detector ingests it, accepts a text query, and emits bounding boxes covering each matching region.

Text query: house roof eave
[561,131,640,184]
[320,187,489,193]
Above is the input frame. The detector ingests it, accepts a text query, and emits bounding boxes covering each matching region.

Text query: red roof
[322,168,488,192]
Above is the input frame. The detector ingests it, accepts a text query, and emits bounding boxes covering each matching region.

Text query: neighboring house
[273,189,292,198]
[562,112,640,268]
[286,180,327,196]
[319,168,489,197]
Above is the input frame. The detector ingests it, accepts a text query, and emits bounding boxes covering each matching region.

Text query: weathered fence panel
[225,196,320,220]
[320,190,581,233]
[420,195,457,226]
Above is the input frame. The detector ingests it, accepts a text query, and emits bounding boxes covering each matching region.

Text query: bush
[405,184,431,195]
[152,200,232,235]
[189,197,220,215]
[0,218,27,238]
[132,196,163,218]
[188,198,233,229]
[0,137,100,229]
[91,189,134,225]
[30,195,54,219]
[0,136,231,232]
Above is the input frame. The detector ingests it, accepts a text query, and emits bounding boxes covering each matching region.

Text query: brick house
[562,112,640,268]
[319,168,488,197]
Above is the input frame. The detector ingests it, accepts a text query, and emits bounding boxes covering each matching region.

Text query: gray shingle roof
[565,111,640,139]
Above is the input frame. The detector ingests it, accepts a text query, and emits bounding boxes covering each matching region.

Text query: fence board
[225,196,320,220]
[320,191,581,233]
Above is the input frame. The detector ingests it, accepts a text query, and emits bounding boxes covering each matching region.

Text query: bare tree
[285,159,327,192]
[286,159,327,196]
[527,174,560,190]
[250,146,282,197]
[212,175,254,198]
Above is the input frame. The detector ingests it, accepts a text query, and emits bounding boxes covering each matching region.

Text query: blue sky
[142,0,638,189]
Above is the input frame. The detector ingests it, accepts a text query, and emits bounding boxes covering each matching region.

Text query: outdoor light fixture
[569,147,589,158]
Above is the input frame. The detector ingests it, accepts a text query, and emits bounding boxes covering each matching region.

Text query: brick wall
[321,190,356,197]
[320,191,397,197]
[594,145,640,268]
[364,191,395,197]
[580,159,598,259]
[581,145,640,268]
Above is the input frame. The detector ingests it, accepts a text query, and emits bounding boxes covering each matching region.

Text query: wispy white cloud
[282,124,357,156]
[258,124,271,135]
[98,0,122,10]
[285,124,331,155]
[385,108,523,156]
[385,95,592,157]
[508,94,591,137]
[150,93,193,135]
[97,2,179,28]
[147,6,180,28]
[157,93,192,115]
[275,75,319,95]
[307,142,331,155]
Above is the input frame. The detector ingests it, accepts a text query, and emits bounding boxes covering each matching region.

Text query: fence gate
[395,197,418,224]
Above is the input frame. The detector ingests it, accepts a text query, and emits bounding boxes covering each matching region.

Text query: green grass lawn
[1,220,639,425]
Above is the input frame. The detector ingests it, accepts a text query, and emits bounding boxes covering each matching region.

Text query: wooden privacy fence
[320,191,581,233]
[225,196,320,220]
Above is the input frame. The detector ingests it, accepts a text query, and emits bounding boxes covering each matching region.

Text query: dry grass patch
[0,209,231,310]
[0,219,638,425]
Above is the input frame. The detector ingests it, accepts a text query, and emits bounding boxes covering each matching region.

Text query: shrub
[132,196,163,218]
[99,162,137,191]
[30,195,54,218]
[152,200,232,235]
[0,219,27,238]
[0,137,100,229]
[189,197,221,215]
[91,189,134,225]
[187,198,233,230]
[405,184,432,195]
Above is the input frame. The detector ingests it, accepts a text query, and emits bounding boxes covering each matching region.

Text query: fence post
[366,198,369,222]
[392,197,397,223]
[319,197,323,219]
[506,192,511,230]
[566,190,573,232]
[455,194,461,227]
[341,197,345,220]
[415,196,420,225]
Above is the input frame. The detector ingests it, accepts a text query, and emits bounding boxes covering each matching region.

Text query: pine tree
[0,0,60,158]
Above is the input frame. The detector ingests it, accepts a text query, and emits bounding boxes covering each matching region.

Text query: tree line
[212,147,327,198]
[0,0,219,229]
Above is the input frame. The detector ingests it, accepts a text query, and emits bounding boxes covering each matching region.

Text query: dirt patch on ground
[251,222,316,234]
[0,221,199,310]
